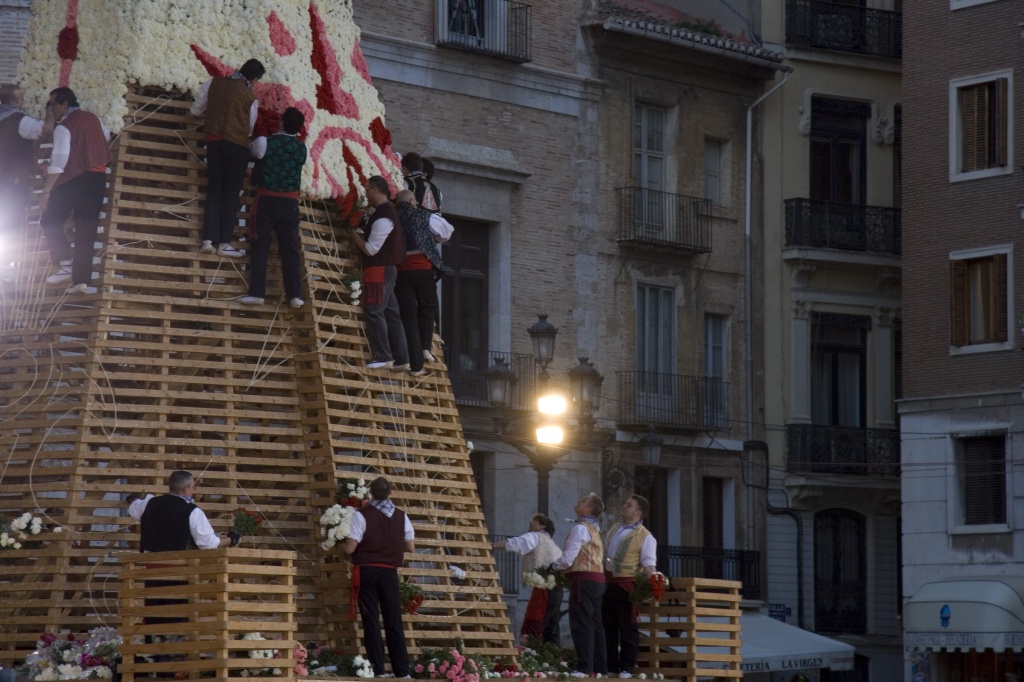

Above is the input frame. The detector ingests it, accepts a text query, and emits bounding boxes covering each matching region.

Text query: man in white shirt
[0,84,52,258]
[493,513,564,644]
[127,470,234,551]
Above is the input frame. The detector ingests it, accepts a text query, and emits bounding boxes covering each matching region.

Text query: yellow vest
[569,521,604,573]
[607,522,653,578]
[204,77,256,147]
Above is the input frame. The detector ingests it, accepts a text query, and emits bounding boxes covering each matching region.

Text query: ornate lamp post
[484,315,603,515]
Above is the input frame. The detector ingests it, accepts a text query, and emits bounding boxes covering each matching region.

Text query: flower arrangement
[319,479,369,551]
[304,644,374,677]
[1,512,57,550]
[239,632,281,677]
[292,642,308,677]
[18,627,121,680]
[341,272,363,306]
[630,572,668,604]
[400,578,424,614]
[522,564,566,591]
[231,507,265,537]
[412,643,482,682]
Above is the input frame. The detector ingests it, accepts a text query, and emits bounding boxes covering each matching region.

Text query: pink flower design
[266,11,297,56]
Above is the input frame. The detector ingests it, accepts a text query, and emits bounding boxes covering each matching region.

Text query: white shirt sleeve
[19,115,44,140]
[365,216,394,256]
[128,494,154,521]
[249,99,258,136]
[348,512,367,543]
[552,524,590,570]
[429,214,454,243]
[641,534,657,569]
[189,508,221,549]
[250,136,268,159]
[48,125,70,174]
[190,78,212,116]
[504,531,540,556]
[404,515,415,542]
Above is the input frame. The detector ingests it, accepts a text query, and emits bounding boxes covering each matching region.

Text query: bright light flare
[537,394,566,416]
[536,425,564,445]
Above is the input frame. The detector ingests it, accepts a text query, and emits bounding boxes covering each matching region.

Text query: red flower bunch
[648,572,667,601]
[231,507,265,536]
[400,579,424,614]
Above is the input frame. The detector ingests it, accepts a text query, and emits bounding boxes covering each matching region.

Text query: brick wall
[901,0,1024,399]
[0,1,31,84]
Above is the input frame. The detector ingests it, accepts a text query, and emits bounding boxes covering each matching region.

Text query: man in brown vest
[342,476,414,678]
[0,84,53,264]
[190,58,264,258]
[552,493,608,676]
[39,87,109,294]
[348,175,410,370]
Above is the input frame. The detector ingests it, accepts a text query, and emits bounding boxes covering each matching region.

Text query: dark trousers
[357,565,410,677]
[364,265,409,365]
[603,582,639,672]
[202,140,249,244]
[40,171,106,286]
[543,585,564,644]
[569,579,607,674]
[0,179,29,241]
[248,195,302,299]
[395,268,438,372]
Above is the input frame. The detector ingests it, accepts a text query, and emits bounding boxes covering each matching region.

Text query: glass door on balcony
[704,314,727,429]
[810,98,867,202]
[814,509,867,634]
[811,316,866,428]
[634,104,666,237]
[441,219,490,400]
[636,284,676,422]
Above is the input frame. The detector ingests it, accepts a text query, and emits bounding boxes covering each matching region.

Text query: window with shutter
[960,436,1006,526]
[949,249,1010,349]
[951,72,1012,180]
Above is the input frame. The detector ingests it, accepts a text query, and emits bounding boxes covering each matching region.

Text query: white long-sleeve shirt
[347,509,415,542]
[605,524,657,569]
[429,214,454,243]
[364,215,394,256]
[552,522,594,571]
[128,494,220,550]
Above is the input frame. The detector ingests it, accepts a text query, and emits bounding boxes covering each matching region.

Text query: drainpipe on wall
[747,439,805,628]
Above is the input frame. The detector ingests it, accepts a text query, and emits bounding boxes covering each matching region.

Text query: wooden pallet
[118,549,296,681]
[637,578,743,679]
[0,87,515,666]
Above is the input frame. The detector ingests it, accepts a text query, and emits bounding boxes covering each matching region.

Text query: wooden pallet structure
[0,88,516,666]
[637,578,743,679]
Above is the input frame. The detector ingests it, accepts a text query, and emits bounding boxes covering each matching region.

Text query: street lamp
[483,314,603,515]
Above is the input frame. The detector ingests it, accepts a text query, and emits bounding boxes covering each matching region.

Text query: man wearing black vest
[0,84,52,261]
[127,470,235,551]
[348,176,410,370]
[342,476,414,678]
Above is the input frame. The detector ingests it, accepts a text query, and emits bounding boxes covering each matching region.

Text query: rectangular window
[958,436,1006,526]
[809,97,869,204]
[704,314,727,428]
[634,104,666,230]
[949,72,1012,182]
[635,284,676,421]
[811,313,869,428]
[441,218,490,401]
[704,139,722,205]
[949,248,1009,349]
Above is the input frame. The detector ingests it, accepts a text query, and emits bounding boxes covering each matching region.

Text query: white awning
[642,612,855,673]
[905,577,1024,651]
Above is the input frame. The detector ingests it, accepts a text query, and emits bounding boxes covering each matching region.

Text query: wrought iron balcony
[448,349,538,410]
[786,424,900,476]
[617,372,728,432]
[657,546,761,600]
[816,580,867,633]
[786,0,901,59]
[617,187,712,254]
[437,0,532,63]
[785,198,901,256]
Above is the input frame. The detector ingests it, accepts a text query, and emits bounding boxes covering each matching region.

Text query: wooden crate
[637,577,743,680]
[118,548,296,681]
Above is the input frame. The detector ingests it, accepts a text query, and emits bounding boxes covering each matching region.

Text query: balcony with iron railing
[657,546,761,601]
[616,187,712,254]
[617,372,728,432]
[786,0,902,59]
[448,349,538,410]
[785,198,901,257]
[436,0,532,63]
[786,423,900,476]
